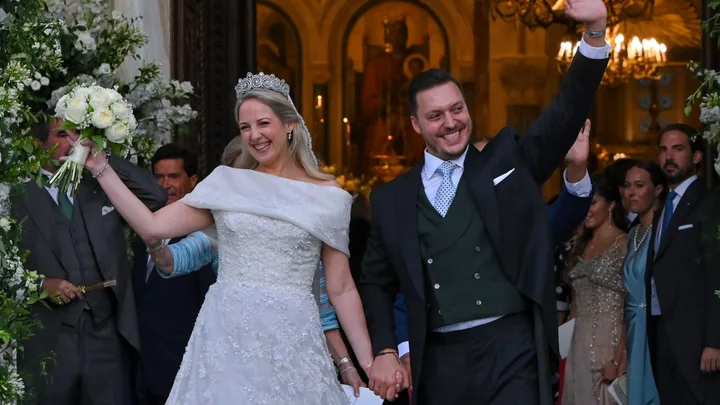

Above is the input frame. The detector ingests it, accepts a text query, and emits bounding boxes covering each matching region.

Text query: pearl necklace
[634,224,652,251]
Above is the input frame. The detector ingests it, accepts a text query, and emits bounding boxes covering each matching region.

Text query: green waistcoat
[418,177,528,330]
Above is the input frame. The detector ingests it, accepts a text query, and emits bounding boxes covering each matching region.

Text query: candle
[343,118,351,146]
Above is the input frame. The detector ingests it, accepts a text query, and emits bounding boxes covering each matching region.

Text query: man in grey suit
[12,116,167,405]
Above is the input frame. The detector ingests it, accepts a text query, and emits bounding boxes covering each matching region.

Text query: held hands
[367,351,410,401]
[700,347,720,373]
[400,353,412,393]
[563,0,608,29]
[339,365,366,397]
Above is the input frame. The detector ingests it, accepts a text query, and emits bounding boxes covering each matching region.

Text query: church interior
[170,0,708,198]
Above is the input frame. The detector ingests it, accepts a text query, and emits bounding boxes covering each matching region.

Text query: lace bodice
[179,167,352,289]
[167,167,353,404]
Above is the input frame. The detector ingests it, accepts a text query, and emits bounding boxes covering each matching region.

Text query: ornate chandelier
[556,28,667,85]
[490,0,654,29]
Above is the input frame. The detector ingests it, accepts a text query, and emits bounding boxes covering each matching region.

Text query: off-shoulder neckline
[221,166,353,199]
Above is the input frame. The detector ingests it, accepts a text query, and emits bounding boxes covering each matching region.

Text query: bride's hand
[339,365,366,397]
[60,137,107,172]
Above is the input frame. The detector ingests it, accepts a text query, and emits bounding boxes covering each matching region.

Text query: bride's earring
[287,131,293,141]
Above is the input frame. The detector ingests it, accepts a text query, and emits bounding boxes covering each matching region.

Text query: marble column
[474,0,490,137]
[172,0,257,175]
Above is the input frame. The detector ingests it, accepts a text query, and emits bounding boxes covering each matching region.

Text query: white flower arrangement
[0,0,196,401]
[0,0,58,400]
[49,83,137,194]
[685,61,720,176]
[40,0,198,168]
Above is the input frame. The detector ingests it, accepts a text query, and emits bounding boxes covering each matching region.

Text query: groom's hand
[564,0,607,28]
[564,0,608,46]
[565,119,590,183]
[368,350,409,400]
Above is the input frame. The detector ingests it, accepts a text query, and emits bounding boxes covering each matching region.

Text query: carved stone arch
[257,1,303,109]
[256,0,322,122]
[323,0,473,166]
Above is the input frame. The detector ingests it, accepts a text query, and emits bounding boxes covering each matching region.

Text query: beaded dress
[562,235,626,405]
[165,166,352,405]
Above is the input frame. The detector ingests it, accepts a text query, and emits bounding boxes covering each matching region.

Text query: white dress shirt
[39,168,74,204]
[397,36,608,357]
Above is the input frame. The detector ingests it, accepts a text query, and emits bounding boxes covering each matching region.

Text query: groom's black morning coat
[358,52,609,403]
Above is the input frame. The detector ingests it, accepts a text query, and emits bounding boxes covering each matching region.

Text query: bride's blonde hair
[234,88,332,181]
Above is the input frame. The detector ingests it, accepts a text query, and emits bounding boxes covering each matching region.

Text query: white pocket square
[493,168,515,185]
[678,224,693,230]
[101,206,115,216]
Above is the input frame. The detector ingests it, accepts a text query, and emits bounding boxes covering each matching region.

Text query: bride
[73,73,405,403]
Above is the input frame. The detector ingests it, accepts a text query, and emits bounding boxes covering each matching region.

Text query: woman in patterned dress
[562,175,628,405]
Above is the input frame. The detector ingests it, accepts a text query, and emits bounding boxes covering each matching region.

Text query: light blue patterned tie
[433,161,457,217]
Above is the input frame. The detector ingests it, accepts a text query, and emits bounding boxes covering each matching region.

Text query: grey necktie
[433,161,457,217]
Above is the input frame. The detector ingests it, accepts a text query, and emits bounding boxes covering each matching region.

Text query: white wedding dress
[165,167,352,405]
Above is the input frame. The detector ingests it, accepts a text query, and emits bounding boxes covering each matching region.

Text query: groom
[359,1,610,404]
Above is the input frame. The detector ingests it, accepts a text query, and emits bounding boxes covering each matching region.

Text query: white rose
[90,109,114,129]
[106,88,122,102]
[0,217,11,232]
[40,77,49,86]
[30,80,41,91]
[73,87,92,100]
[126,114,138,130]
[88,89,111,110]
[55,94,69,114]
[111,101,131,119]
[105,122,130,143]
[64,97,89,124]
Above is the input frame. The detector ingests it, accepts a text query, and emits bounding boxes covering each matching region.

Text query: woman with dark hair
[562,175,628,405]
[621,161,666,405]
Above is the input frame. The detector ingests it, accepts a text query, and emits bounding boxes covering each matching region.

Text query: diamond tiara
[235,72,290,99]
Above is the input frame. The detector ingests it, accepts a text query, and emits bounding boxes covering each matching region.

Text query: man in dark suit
[13,117,167,405]
[358,5,610,403]
[131,144,216,405]
[646,123,720,405]
[391,132,594,382]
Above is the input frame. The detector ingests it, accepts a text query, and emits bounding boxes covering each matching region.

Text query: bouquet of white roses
[50,83,137,195]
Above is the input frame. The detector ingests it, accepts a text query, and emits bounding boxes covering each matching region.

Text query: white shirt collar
[671,174,697,198]
[422,146,469,180]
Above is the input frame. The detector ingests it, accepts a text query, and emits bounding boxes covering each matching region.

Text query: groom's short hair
[408,69,463,117]
[32,110,56,142]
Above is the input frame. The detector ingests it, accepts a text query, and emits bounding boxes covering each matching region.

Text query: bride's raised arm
[81,140,214,240]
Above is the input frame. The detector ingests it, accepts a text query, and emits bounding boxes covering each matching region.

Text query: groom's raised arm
[520,37,609,184]
[358,190,401,355]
